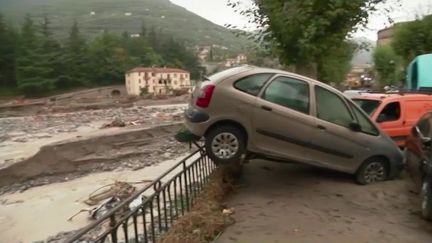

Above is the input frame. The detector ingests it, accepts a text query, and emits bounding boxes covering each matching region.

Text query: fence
[65,149,216,243]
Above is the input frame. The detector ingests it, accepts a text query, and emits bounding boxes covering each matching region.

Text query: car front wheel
[356,159,389,185]
[421,177,432,221]
[205,125,246,165]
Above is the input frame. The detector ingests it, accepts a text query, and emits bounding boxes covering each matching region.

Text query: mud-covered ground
[217,160,432,243]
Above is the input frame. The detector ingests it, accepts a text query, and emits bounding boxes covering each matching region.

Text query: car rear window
[234,73,273,96]
[352,99,381,115]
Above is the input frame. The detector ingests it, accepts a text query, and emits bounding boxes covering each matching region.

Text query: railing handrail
[65,150,202,243]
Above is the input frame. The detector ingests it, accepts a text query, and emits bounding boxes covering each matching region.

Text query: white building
[125,67,192,96]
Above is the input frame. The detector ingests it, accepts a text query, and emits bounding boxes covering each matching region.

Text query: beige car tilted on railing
[184,66,403,184]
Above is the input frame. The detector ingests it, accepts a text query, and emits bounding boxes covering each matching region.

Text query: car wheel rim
[211,132,239,160]
[422,180,429,214]
[364,162,386,183]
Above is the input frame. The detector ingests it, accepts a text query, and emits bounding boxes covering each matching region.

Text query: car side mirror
[422,136,432,147]
[349,122,362,132]
[413,126,432,146]
[377,114,386,123]
[412,126,419,136]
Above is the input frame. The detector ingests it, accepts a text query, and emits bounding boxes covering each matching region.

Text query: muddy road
[217,160,432,243]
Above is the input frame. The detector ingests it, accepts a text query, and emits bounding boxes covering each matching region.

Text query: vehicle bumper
[184,107,210,137]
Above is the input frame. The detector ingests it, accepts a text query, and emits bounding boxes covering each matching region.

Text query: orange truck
[352,92,432,147]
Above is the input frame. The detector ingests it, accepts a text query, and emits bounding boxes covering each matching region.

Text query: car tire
[205,125,246,165]
[355,158,389,185]
[421,177,432,221]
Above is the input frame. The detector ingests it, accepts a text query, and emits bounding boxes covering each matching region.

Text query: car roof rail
[394,88,432,96]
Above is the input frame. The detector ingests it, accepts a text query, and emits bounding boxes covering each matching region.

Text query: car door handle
[261,105,273,112]
[317,125,326,130]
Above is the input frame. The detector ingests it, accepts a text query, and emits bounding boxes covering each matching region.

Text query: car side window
[377,102,401,122]
[262,76,310,114]
[234,73,273,96]
[350,102,379,136]
[315,86,353,128]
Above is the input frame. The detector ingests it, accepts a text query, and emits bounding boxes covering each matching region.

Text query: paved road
[216,160,432,243]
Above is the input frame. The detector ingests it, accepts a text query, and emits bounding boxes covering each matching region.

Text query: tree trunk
[295,63,318,80]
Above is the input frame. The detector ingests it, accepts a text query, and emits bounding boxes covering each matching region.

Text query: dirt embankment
[0,123,184,189]
[0,86,189,117]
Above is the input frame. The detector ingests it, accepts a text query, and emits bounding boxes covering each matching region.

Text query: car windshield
[352,99,381,115]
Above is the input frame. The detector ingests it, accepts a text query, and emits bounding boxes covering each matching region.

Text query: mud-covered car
[184,66,403,184]
[405,112,432,220]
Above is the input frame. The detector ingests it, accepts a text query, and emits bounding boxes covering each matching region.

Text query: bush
[18,80,54,97]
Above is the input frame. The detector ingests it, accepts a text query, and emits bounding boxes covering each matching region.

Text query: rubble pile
[0,105,187,145]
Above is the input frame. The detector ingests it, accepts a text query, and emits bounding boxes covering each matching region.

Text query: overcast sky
[170,0,432,40]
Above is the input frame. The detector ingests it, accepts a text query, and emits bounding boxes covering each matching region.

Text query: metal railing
[65,149,215,243]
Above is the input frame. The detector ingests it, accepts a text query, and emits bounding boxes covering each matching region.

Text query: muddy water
[0,154,194,243]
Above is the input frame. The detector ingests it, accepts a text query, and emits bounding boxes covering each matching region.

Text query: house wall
[125,71,191,96]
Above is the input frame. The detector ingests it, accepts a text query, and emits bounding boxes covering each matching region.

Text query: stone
[13,138,28,143]
[112,117,126,127]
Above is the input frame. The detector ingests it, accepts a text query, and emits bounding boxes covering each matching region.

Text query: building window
[174,81,177,85]
[174,73,177,78]
[159,80,162,84]
[152,73,156,77]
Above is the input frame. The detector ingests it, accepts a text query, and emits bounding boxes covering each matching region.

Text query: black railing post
[183,160,190,211]
[150,199,156,242]
[142,204,148,243]
[64,151,213,243]
[122,220,129,243]
[133,215,138,243]
[110,215,118,243]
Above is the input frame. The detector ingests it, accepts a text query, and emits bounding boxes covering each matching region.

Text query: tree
[229,0,391,79]
[0,14,17,89]
[39,16,64,85]
[392,15,432,65]
[158,37,200,79]
[88,31,130,85]
[318,41,357,84]
[63,20,90,87]
[140,21,147,38]
[122,31,162,67]
[373,45,401,86]
[16,15,56,96]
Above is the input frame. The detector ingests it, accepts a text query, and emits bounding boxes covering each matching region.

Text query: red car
[405,112,432,220]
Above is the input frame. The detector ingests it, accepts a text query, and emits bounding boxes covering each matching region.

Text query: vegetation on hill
[0,14,201,97]
[0,0,250,52]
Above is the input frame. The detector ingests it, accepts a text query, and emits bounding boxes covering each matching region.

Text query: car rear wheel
[356,159,389,185]
[205,125,246,165]
[421,177,432,221]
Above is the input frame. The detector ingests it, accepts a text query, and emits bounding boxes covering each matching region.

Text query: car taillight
[196,85,215,108]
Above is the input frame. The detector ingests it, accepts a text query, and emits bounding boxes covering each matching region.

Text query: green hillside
[0,0,249,51]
